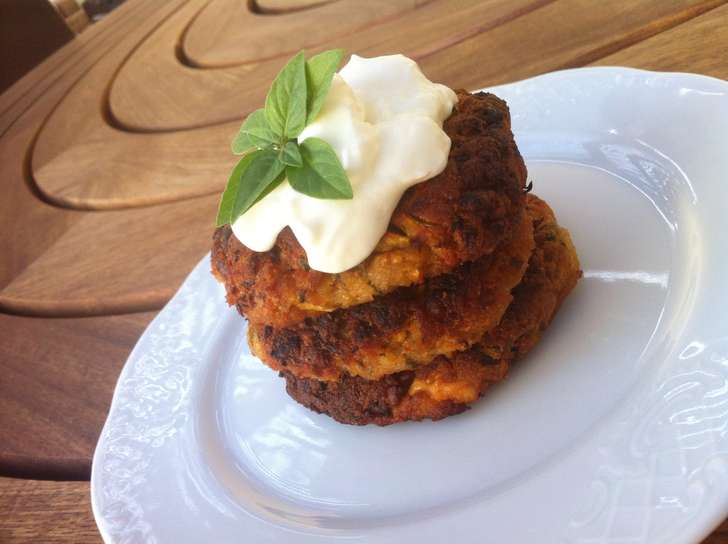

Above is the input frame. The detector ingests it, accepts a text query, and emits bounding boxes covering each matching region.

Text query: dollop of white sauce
[231,54,457,273]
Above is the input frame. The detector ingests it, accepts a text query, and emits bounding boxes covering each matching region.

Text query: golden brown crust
[281,346,510,425]
[281,195,582,425]
[477,195,581,362]
[248,208,534,381]
[211,91,527,327]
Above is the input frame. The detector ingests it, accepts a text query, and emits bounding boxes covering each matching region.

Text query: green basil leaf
[231,149,286,221]
[305,49,344,123]
[216,150,286,226]
[251,169,286,209]
[231,109,279,154]
[216,153,257,226]
[231,133,255,156]
[264,51,307,138]
[280,141,303,167]
[286,137,353,199]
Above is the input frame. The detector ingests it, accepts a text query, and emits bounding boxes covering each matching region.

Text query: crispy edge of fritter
[281,352,508,426]
[281,195,582,425]
[248,208,534,382]
[211,90,527,327]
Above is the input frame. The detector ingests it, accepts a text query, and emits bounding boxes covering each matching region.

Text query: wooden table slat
[420,0,726,90]
[0,478,100,543]
[108,0,546,130]
[0,312,155,478]
[594,2,728,78]
[183,0,427,67]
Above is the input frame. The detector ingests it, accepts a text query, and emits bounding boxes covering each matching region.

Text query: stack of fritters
[212,91,581,425]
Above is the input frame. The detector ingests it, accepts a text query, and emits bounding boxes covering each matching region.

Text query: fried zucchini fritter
[281,195,581,425]
[281,351,508,425]
[248,208,534,381]
[212,91,527,327]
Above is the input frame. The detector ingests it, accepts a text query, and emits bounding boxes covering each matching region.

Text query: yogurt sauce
[231,54,458,273]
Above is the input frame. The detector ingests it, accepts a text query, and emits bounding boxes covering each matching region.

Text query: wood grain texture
[254,0,334,13]
[419,0,725,90]
[0,195,215,316]
[30,0,545,205]
[32,0,720,215]
[31,0,233,208]
[593,3,728,78]
[105,0,719,131]
[2,0,728,541]
[183,0,427,67]
[0,478,100,543]
[108,0,544,130]
[0,0,220,316]
[0,312,155,479]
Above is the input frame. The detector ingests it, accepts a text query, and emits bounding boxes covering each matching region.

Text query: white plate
[92,67,728,543]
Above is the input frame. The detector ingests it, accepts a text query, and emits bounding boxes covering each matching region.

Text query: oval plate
[92,67,728,543]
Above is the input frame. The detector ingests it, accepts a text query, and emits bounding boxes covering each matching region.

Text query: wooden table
[1,0,727,541]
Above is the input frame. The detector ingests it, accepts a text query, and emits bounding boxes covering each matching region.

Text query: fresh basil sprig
[217,49,350,227]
